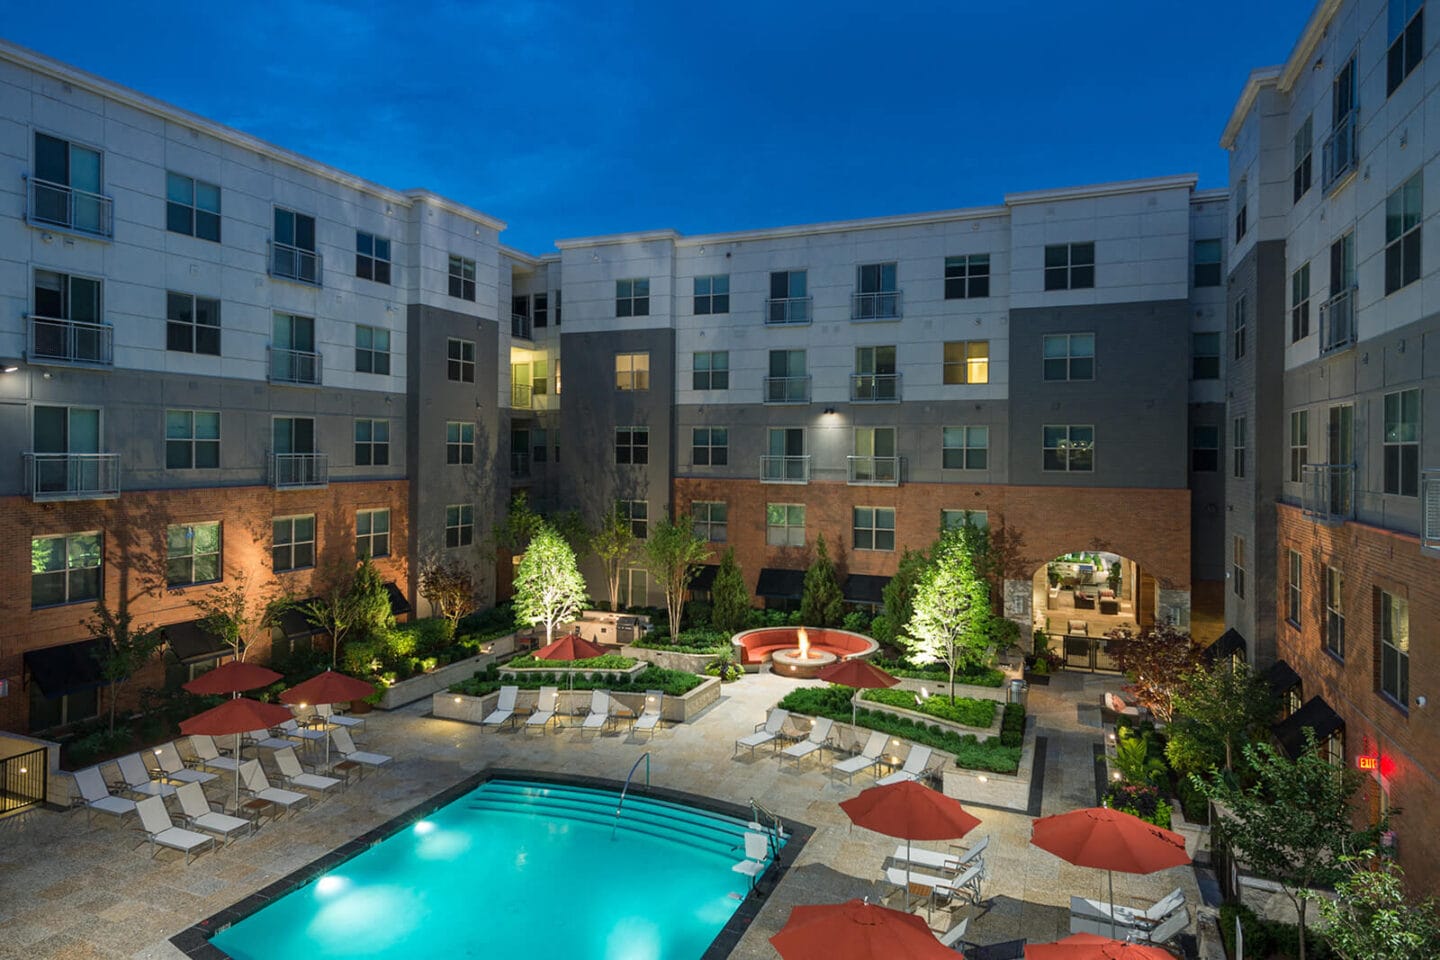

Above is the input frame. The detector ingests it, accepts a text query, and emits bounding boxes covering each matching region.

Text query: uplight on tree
[513,523,589,644]
[904,526,993,702]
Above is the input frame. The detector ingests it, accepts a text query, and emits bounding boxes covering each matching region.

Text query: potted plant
[1024,630,1056,685]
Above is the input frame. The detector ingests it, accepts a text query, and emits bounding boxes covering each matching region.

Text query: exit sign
[1356,755,1379,771]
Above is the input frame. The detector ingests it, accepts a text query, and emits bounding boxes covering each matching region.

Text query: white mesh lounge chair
[316,702,365,733]
[190,735,241,773]
[580,690,614,735]
[833,730,889,784]
[135,795,215,864]
[116,753,177,798]
[937,916,969,949]
[734,709,791,757]
[278,717,328,748]
[175,781,253,844]
[1072,888,1187,934]
[73,766,136,826]
[731,831,771,888]
[329,726,391,774]
[525,686,560,733]
[632,691,664,739]
[274,747,342,798]
[891,836,988,875]
[152,741,217,785]
[885,861,982,917]
[238,760,309,815]
[781,717,834,769]
[483,686,519,729]
[245,728,293,752]
[876,745,933,786]
[1132,906,1189,945]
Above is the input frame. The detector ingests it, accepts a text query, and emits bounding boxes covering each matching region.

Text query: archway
[1030,550,1144,672]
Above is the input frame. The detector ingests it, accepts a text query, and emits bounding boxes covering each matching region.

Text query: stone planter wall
[432,675,722,726]
[940,717,1039,812]
[621,645,717,673]
[375,652,496,710]
[853,689,1004,742]
[500,662,649,683]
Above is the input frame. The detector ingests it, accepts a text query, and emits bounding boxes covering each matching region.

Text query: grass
[451,663,704,698]
[860,688,997,728]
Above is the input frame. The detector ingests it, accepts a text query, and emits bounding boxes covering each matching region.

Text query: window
[1378,590,1410,707]
[853,507,896,551]
[941,509,988,531]
[446,421,475,464]
[1290,410,1309,482]
[767,270,810,324]
[615,352,650,391]
[1388,0,1425,95]
[692,427,728,466]
[271,313,318,383]
[1232,536,1245,599]
[1233,294,1248,360]
[854,262,900,319]
[1290,263,1311,341]
[166,410,220,469]
[1234,180,1249,243]
[1292,116,1313,203]
[1194,240,1222,287]
[554,290,562,326]
[621,500,649,539]
[1192,332,1220,379]
[766,503,805,547]
[354,418,390,467]
[533,293,549,328]
[167,522,221,586]
[532,427,548,464]
[616,279,650,317]
[764,427,807,482]
[1191,425,1219,472]
[619,567,649,608]
[1232,417,1247,478]
[35,269,101,323]
[942,426,989,470]
[945,254,990,299]
[1043,425,1094,472]
[1327,233,1357,349]
[448,255,476,301]
[512,295,530,323]
[615,427,649,465]
[694,275,729,314]
[854,345,898,400]
[31,532,101,607]
[272,207,318,284]
[1383,388,1420,496]
[166,172,220,242]
[355,325,391,375]
[445,505,474,548]
[942,341,989,385]
[852,427,897,482]
[1043,242,1095,290]
[1385,174,1423,294]
[1286,550,1303,626]
[1324,566,1345,658]
[1043,333,1095,381]
[766,350,809,402]
[692,501,728,542]
[693,351,729,390]
[530,358,548,397]
[165,292,221,356]
[356,509,390,559]
[272,516,316,572]
[31,132,107,235]
[447,338,475,383]
[355,232,391,284]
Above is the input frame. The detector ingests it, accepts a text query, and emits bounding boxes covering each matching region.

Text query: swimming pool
[207,778,784,960]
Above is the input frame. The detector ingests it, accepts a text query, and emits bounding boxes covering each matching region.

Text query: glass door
[1327,405,1354,515]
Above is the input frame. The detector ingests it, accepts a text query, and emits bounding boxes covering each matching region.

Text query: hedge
[451,663,703,698]
[505,653,636,670]
[870,658,1006,688]
[860,688,997,728]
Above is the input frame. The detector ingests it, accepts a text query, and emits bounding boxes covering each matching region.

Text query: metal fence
[0,746,48,817]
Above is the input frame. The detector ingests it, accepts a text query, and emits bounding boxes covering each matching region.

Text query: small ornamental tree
[969,513,1032,617]
[1319,858,1440,960]
[419,558,476,630]
[800,535,844,627]
[904,526,993,701]
[513,524,589,644]
[1166,659,1276,775]
[709,548,751,636]
[491,492,545,554]
[590,502,635,611]
[88,602,165,732]
[644,517,709,637]
[189,570,271,662]
[871,547,928,648]
[1104,621,1202,723]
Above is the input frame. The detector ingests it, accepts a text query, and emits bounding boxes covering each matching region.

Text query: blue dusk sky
[4,1,1316,252]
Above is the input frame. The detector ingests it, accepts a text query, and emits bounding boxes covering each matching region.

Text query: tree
[1319,857,1440,960]
[871,547,928,647]
[349,557,394,640]
[1166,659,1276,775]
[545,508,590,555]
[87,602,165,732]
[709,547,751,636]
[590,502,635,611]
[1197,732,1382,960]
[1104,621,1201,724]
[491,491,545,554]
[644,517,709,636]
[969,513,1032,617]
[189,570,274,662]
[419,558,476,629]
[904,526,993,701]
[513,523,589,644]
[300,557,392,669]
[800,535,844,627]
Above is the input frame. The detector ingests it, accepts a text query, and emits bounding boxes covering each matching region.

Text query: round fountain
[768,627,838,678]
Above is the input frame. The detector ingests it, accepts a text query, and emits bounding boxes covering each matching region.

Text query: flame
[797,627,810,660]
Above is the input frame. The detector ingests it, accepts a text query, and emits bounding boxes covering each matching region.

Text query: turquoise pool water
[210,779,780,960]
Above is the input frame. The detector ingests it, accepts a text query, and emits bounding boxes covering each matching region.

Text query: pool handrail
[611,751,651,840]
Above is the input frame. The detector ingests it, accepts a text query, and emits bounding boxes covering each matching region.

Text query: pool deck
[0,669,1210,959]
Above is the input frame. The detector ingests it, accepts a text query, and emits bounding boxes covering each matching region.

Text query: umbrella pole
[234,732,241,814]
[1109,868,1116,940]
[905,837,913,914]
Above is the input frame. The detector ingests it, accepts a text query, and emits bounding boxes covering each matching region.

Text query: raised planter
[432,675,721,726]
[852,690,1004,742]
[500,661,649,683]
[620,645,718,674]
[940,717,1039,812]
[374,652,496,710]
[888,676,1008,704]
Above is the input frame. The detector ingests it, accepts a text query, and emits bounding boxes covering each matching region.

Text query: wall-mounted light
[823,407,836,416]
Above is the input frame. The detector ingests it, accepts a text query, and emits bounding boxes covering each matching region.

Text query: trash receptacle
[1008,678,1028,708]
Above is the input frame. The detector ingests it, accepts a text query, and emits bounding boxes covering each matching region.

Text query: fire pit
[768,627,839,678]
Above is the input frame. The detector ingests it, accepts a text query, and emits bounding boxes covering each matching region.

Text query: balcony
[1319,287,1356,354]
[271,453,329,490]
[268,240,323,286]
[1322,110,1358,194]
[760,455,810,484]
[511,450,531,480]
[851,373,901,402]
[851,290,902,321]
[764,297,813,325]
[25,175,113,239]
[1423,470,1440,551]
[268,346,323,386]
[511,382,533,409]
[511,314,532,340]
[1302,462,1355,523]
[27,315,113,366]
[848,455,901,486]
[24,453,121,502]
[763,375,811,404]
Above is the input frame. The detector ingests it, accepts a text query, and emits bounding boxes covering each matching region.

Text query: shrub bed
[632,627,731,654]
[505,653,636,670]
[1220,903,1334,960]
[999,703,1025,748]
[870,658,1006,688]
[1101,782,1173,830]
[860,688,997,728]
[451,663,704,698]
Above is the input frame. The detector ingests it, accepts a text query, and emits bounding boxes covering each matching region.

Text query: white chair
[734,709,791,757]
[731,831,771,888]
[238,760,309,815]
[135,795,215,863]
[580,690,614,735]
[632,691,664,739]
[329,726,391,774]
[152,741,217,786]
[245,728,294,752]
[189,735,242,773]
[482,686,519,729]
[781,717,834,769]
[278,717,328,749]
[885,861,982,917]
[525,686,560,733]
[72,766,137,826]
[316,702,364,733]
[175,781,253,843]
[833,730,889,784]
[876,745,933,787]
[115,753,177,798]
[1132,906,1189,945]
[937,916,970,949]
[1071,887,1184,929]
[274,747,343,798]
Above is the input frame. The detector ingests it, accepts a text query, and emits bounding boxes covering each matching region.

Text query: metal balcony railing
[763,375,811,404]
[1319,287,1356,354]
[511,313,532,340]
[511,450,531,479]
[27,315,113,366]
[271,453,329,490]
[764,297,813,325]
[268,240,322,286]
[847,455,901,485]
[25,175,113,238]
[511,382,533,408]
[851,290,902,321]
[760,455,810,483]
[24,453,121,502]
[1423,470,1440,551]
[1302,462,1355,523]
[1322,110,1358,194]
[268,346,323,385]
[850,373,901,402]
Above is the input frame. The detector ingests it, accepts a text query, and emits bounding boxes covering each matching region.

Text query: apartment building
[1222,0,1440,892]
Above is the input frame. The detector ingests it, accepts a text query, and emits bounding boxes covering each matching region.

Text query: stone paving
[0,669,1207,959]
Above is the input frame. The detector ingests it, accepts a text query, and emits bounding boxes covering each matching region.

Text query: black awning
[164,619,231,665]
[755,567,805,599]
[1203,628,1247,664]
[844,574,889,605]
[385,581,412,616]
[1266,659,1302,694]
[276,600,320,639]
[1273,695,1345,759]
[23,638,107,698]
[689,565,718,592]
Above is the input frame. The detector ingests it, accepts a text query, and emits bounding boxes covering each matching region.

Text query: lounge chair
[316,702,365,733]
[580,690,615,735]
[632,691,664,739]
[190,735,242,773]
[877,744,934,786]
[781,717,835,769]
[1071,887,1186,931]
[274,747,343,798]
[245,728,294,752]
[278,717,328,749]
[1132,906,1189,945]
[116,752,177,798]
[885,861,982,916]
[890,835,990,876]
[482,686,520,729]
[731,831,771,888]
[734,708,791,757]
[329,726,391,774]
[937,916,969,949]
[833,730,889,784]
[135,795,215,863]
[525,686,560,733]
[72,766,137,826]
[175,781,253,844]
[152,741,217,786]
[238,760,309,815]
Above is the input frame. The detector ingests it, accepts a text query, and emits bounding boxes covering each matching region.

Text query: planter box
[1022,670,1052,686]
[889,676,1008,703]
[432,675,721,726]
[940,717,1038,812]
[621,644,717,674]
[375,652,496,710]
[500,662,649,683]
[853,690,1004,742]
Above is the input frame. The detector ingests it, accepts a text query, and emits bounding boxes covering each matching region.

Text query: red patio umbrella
[533,633,607,688]
[183,660,281,697]
[180,697,293,812]
[771,898,961,960]
[279,670,377,706]
[816,659,899,728]
[1030,808,1190,939]
[841,780,982,911]
[1025,932,1175,960]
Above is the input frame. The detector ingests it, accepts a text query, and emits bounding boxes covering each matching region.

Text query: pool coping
[168,767,815,960]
